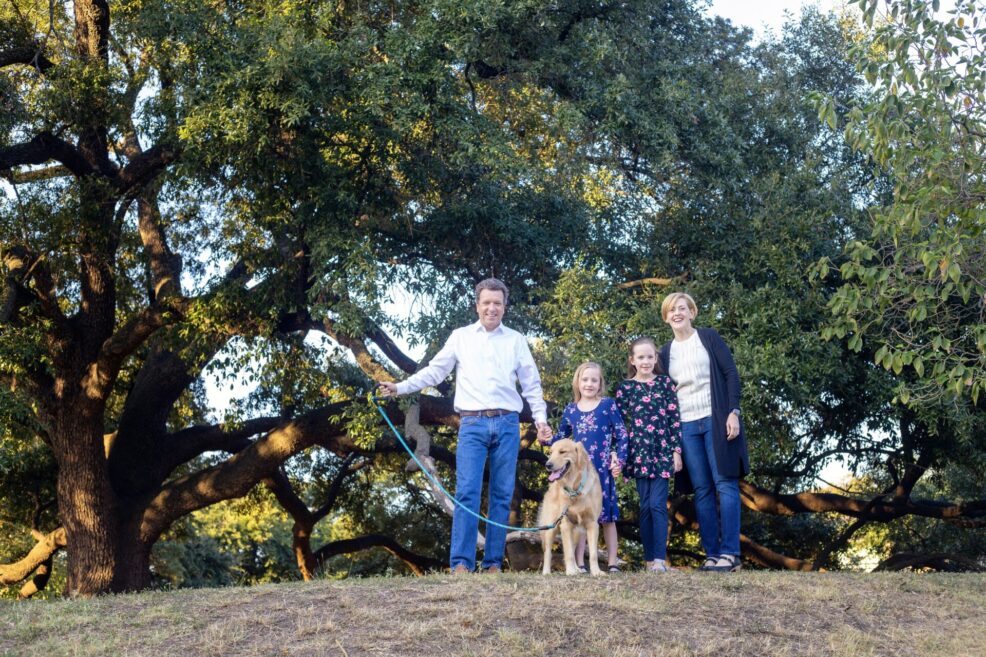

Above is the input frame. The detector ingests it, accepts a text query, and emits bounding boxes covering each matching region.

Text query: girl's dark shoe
[578,564,589,574]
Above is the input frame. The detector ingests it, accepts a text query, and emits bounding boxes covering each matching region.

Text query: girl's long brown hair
[626,336,662,378]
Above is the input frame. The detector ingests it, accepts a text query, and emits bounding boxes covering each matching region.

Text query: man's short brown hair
[475,278,509,305]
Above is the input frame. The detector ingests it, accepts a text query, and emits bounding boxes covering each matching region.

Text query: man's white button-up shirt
[395,321,547,423]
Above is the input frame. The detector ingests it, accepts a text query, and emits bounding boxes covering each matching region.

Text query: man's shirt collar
[471,320,505,335]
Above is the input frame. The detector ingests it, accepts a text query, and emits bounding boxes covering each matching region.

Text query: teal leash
[370,395,566,533]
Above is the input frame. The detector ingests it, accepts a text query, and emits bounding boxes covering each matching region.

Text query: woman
[659,292,749,572]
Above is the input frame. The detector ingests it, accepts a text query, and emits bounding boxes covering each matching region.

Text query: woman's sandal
[710,554,742,572]
[578,564,589,574]
[607,565,621,573]
[698,556,718,572]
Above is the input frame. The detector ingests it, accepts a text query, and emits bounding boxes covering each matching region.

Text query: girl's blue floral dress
[548,397,629,522]
[614,377,682,480]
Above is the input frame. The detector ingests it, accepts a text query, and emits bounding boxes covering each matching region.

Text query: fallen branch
[18,556,54,599]
[874,552,985,573]
[0,527,66,587]
[311,534,445,576]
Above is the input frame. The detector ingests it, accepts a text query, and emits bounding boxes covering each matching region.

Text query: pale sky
[708,0,844,36]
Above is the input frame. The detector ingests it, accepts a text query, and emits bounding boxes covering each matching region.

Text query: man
[378,278,552,573]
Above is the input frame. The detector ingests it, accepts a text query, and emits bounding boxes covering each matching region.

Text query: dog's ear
[575,441,589,469]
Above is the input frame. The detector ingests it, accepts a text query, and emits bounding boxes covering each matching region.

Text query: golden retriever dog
[539,439,603,576]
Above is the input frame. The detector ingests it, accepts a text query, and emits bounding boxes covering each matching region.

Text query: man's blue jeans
[680,416,741,557]
[450,412,520,571]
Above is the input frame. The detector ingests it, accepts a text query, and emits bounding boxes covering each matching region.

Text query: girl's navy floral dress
[614,377,682,480]
[548,397,629,522]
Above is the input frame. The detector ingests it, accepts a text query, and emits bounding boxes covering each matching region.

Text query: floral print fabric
[614,377,683,480]
[549,397,629,522]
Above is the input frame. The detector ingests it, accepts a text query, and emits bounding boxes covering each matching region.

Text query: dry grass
[1,572,984,657]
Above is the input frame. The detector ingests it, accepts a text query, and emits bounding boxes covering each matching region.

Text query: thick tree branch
[616,276,677,289]
[311,534,445,576]
[363,323,420,375]
[739,481,986,523]
[167,416,284,468]
[141,394,548,554]
[874,552,986,573]
[88,298,187,399]
[0,45,54,72]
[17,556,54,599]
[140,402,351,543]
[0,527,66,586]
[318,316,396,383]
[264,468,313,522]
[739,535,815,571]
[2,165,69,183]
[670,497,814,570]
[0,132,98,178]
[114,143,178,197]
[264,454,365,580]
[135,189,182,301]
[263,469,319,579]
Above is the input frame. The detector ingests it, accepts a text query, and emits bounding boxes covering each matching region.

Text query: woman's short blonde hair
[661,292,697,321]
[572,361,605,402]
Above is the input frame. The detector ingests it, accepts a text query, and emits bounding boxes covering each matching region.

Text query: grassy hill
[2,572,984,657]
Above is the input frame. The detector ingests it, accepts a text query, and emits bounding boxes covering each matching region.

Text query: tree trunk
[51,410,120,596]
[113,536,153,591]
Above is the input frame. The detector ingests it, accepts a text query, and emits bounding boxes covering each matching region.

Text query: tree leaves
[819,0,986,406]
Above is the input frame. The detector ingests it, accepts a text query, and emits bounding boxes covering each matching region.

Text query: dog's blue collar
[563,466,591,498]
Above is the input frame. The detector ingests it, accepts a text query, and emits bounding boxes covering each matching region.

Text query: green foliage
[817,0,986,405]
[153,486,300,588]
[3,0,984,593]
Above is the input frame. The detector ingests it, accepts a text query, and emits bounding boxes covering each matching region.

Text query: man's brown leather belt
[459,409,515,417]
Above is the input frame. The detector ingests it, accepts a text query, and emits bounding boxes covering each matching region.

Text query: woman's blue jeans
[450,412,520,571]
[635,476,669,561]
[680,416,741,557]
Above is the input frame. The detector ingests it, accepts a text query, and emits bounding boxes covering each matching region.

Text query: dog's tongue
[548,469,563,482]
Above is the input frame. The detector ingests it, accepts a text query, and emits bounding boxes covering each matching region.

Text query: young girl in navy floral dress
[615,337,683,572]
[539,361,628,572]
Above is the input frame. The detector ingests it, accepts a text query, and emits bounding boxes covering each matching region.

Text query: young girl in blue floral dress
[539,361,628,572]
[615,337,683,572]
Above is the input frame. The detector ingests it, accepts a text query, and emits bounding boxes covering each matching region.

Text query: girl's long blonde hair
[572,361,605,402]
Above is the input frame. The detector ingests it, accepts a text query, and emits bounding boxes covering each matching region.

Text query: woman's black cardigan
[659,327,750,491]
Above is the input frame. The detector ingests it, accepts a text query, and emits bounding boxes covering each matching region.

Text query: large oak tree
[2,0,984,597]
